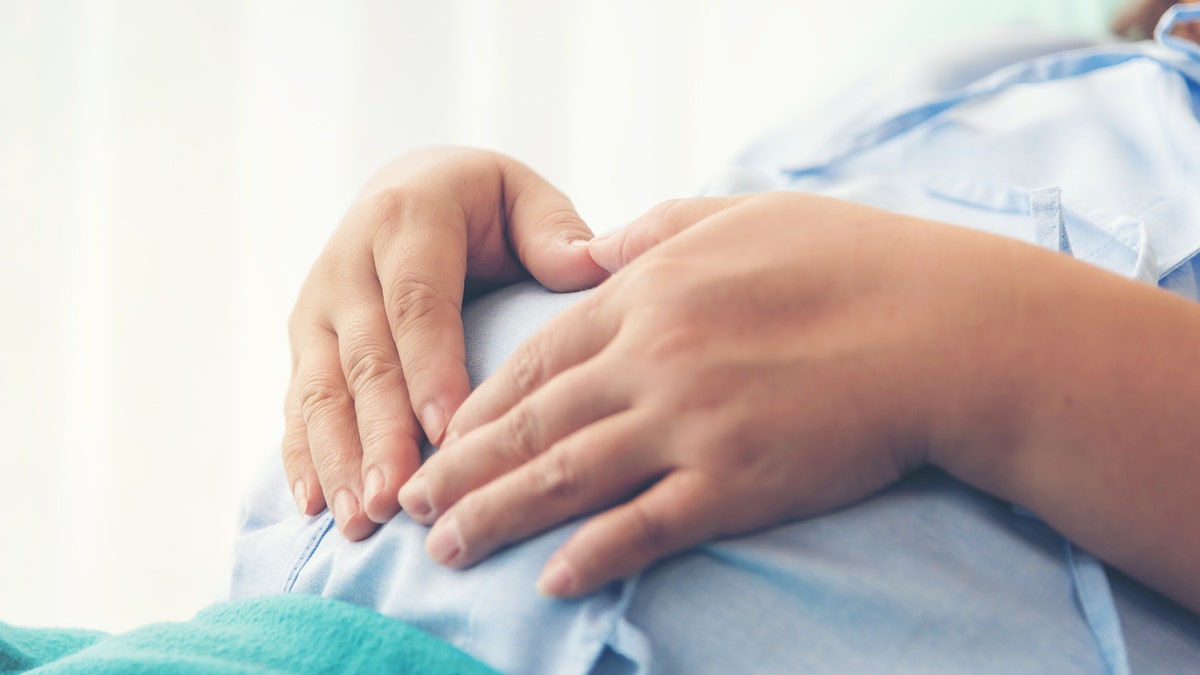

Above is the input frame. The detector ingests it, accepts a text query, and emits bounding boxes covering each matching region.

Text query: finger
[334,301,424,524]
[281,373,322,516]
[588,196,752,273]
[537,471,720,597]
[421,410,667,568]
[441,292,620,442]
[371,197,473,446]
[295,326,379,540]
[499,157,610,292]
[399,359,630,524]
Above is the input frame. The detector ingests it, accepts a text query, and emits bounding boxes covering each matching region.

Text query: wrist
[920,235,1065,501]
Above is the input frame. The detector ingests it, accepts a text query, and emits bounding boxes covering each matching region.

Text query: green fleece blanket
[0,594,498,674]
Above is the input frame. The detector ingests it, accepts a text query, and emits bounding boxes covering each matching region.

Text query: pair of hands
[284,147,1029,597]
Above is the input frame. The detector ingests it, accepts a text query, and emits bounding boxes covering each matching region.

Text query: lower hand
[398,192,1034,596]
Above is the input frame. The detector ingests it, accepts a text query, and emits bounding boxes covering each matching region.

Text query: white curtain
[0,0,1120,632]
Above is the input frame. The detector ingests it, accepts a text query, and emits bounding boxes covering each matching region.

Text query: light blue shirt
[231,8,1200,674]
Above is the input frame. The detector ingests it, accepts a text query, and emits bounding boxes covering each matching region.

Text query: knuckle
[625,500,671,556]
[504,404,544,463]
[509,204,586,264]
[529,206,585,234]
[530,449,582,502]
[298,376,352,427]
[574,293,605,326]
[342,334,402,397]
[388,274,445,333]
[311,446,352,482]
[506,342,546,397]
[356,418,399,455]
[647,198,686,225]
[364,186,410,233]
[641,323,701,364]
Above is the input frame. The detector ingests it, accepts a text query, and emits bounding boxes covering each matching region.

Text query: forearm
[933,247,1200,614]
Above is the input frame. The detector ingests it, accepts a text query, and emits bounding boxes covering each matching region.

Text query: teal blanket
[0,594,498,674]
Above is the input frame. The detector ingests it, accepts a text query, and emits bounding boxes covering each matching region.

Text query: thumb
[588,196,752,274]
[501,158,609,292]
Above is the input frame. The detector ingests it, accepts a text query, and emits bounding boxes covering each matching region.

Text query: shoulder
[732,30,1102,177]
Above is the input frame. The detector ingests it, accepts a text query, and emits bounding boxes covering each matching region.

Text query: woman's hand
[399,191,1200,614]
[284,147,608,539]
[398,192,1040,595]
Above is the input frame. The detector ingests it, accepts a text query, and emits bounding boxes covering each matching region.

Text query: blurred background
[1,0,1125,632]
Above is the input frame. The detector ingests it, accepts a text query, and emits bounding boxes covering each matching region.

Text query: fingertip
[282,422,323,516]
[364,467,384,501]
[364,502,399,525]
[363,467,401,524]
[292,477,326,517]
[332,489,378,541]
[398,473,435,524]
[536,555,578,597]
[420,402,448,446]
[404,361,470,450]
[425,515,464,566]
[586,231,624,274]
[527,232,612,292]
[292,478,309,516]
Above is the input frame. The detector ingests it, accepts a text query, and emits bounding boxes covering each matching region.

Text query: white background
[1,0,1121,632]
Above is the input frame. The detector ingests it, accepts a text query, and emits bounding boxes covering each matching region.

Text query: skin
[397,194,1200,614]
[284,147,606,538]
[283,0,1200,612]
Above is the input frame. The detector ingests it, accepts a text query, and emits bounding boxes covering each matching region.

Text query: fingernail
[569,238,590,249]
[587,232,622,273]
[421,402,447,445]
[293,479,308,516]
[426,517,462,564]
[332,490,359,531]
[363,467,384,505]
[537,556,576,597]
[399,476,432,520]
[589,231,616,244]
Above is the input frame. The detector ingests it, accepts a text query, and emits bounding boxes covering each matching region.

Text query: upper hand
[398,192,1031,595]
[283,147,608,539]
